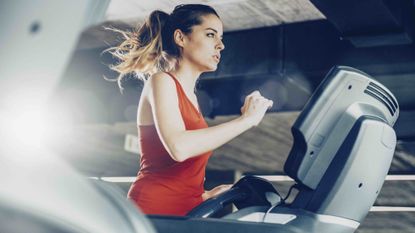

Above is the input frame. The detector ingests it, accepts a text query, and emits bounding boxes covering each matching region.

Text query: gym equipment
[183,66,399,233]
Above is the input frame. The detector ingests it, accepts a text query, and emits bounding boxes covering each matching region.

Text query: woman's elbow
[169,143,188,162]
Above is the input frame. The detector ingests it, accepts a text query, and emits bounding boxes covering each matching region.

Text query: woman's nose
[216,39,225,51]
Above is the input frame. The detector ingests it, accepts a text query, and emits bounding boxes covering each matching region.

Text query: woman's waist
[133,174,204,196]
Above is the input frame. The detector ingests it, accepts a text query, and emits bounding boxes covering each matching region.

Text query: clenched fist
[240,90,273,127]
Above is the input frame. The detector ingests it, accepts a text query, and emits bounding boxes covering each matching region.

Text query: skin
[137,14,273,200]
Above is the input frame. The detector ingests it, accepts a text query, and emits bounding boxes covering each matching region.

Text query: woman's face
[180,14,225,72]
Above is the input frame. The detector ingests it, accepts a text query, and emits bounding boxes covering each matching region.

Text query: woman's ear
[173,29,185,48]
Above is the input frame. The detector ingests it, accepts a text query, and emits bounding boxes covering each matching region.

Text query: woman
[105,4,273,216]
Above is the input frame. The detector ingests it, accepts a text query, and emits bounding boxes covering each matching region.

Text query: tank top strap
[163,72,203,118]
[164,72,185,97]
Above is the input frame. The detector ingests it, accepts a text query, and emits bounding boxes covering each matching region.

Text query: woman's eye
[207,33,215,38]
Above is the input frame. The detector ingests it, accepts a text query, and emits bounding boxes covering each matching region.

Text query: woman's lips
[213,55,220,62]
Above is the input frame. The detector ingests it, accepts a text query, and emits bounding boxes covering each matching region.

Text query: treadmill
[151,66,399,233]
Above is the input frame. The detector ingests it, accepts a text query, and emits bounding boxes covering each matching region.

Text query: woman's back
[136,78,154,126]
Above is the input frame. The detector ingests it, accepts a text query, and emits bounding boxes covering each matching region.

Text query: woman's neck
[170,61,201,94]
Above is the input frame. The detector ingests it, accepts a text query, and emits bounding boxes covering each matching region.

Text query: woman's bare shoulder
[148,71,175,90]
[148,71,171,82]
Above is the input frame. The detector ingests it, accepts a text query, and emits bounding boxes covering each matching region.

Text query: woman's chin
[206,63,218,72]
[198,62,218,73]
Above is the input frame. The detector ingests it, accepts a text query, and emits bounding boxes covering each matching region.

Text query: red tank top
[127,72,212,216]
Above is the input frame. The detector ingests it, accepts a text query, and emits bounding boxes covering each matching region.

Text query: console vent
[364,82,397,116]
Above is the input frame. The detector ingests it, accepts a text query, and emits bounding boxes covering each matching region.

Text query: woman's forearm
[171,115,254,161]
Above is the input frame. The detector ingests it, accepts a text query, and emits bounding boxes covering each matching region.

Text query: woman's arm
[148,72,272,162]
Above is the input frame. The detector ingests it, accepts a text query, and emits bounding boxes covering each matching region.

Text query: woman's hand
[202,184,232,201]
[240,90,273,127]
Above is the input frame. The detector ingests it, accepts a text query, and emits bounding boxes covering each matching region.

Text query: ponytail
[103,10,176,92]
